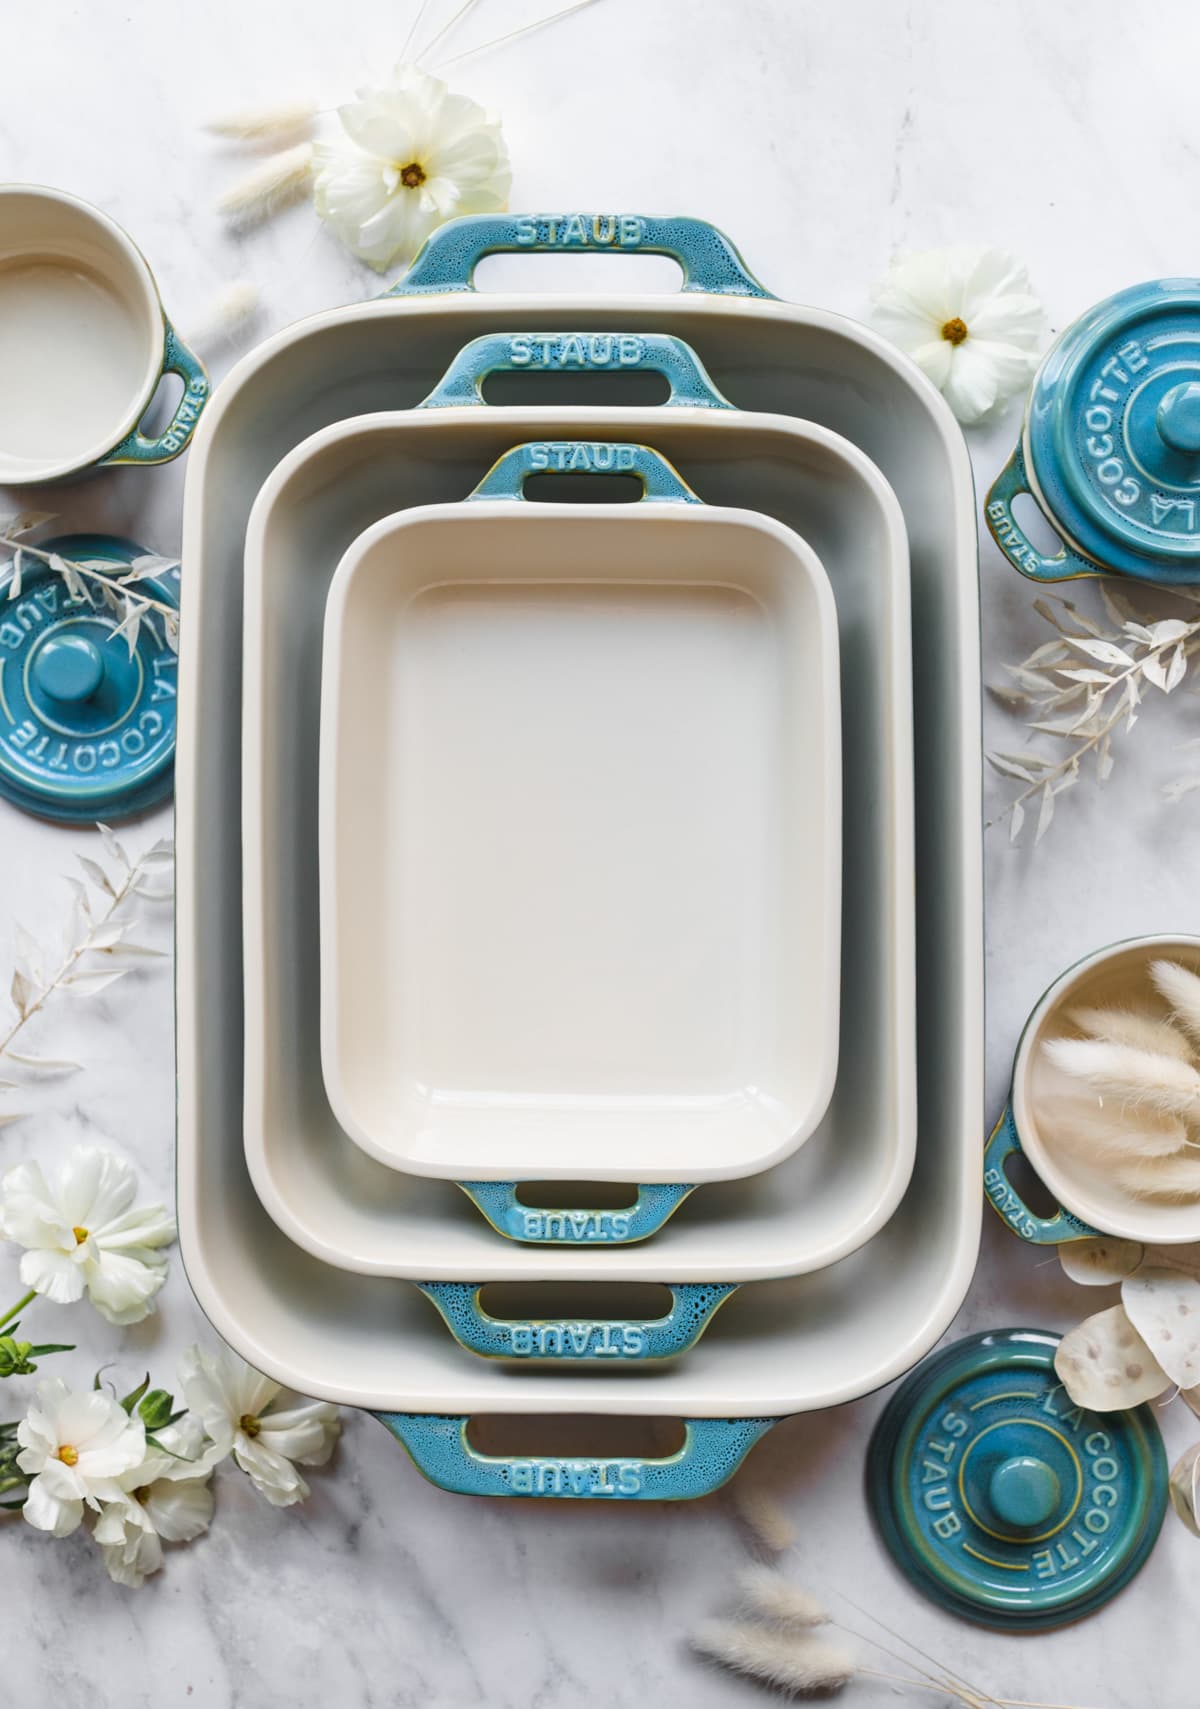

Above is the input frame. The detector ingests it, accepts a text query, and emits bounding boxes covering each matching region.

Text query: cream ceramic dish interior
[178,268,982,1422]
[319,459,841,1184]
[0,185,165,481]
[1011,935,1200,1243]
[243,404,911,1278]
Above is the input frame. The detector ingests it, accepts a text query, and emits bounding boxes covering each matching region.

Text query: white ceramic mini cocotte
[0,185,207,483]
[985,934,1200,1246]
[319,438,841,1193]
[241,375,915,1275]
[179,214,982,1498]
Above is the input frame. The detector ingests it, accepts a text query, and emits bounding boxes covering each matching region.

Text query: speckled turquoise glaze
[983,1106,1098,1244]
[988,279,1200,584]
[458,1180,697,1245]
[0,534,177,821]
[467,437,701,504]
[377,1414,776,1500]
[388,213,773,300]
[868,1329,1167,1629]
[101,321,209,468]
[414,1282,737,1362]
[420,329,734,411]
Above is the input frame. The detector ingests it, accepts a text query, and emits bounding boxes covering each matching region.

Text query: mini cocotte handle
[387,212,772,300]
[101,321,209,467]
[983,1105,1099,1243]
[414,1281,736,1362]
[420,329,733,411]
[375,1414,776,1499]
[467,438,700,504]
[985,443,1100,583]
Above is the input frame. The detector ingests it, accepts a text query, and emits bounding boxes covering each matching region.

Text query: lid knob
[1156,381,1200,455]
[988,1454,1060,1529]
[33,633,105,703]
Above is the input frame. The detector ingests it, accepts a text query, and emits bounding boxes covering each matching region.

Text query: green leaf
[119,1373,151,1414]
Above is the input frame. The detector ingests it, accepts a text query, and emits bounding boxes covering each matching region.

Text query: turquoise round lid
[867,1329,1167,1631]
[0,535,177,822]
[1026,279,1200,583]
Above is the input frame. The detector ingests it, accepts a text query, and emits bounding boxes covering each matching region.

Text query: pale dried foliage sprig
[204,98,320,148]
[1041,962,1200,1200]
[989,580,1200,842]
[215,143,315,231]
[693,1564,1098,1706]
[0,513,178,657]
[1,827,173,1121]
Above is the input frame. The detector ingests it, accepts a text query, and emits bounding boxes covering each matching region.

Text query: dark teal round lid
[867,1329,1167,1631]
[1026,279,1200,583]
[0,535,177,822]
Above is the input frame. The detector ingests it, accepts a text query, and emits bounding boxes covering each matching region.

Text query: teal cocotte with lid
[988,279,1200,584]
[0,534,178,822]
[867,1329,1167,1630]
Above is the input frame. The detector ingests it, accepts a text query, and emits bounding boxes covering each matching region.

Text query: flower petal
[143,1474,214,1542]
[260,1400,340,1466]
[84,1247,168,1325]
[233,1431,311,1507]
[19,1244,86,1305]
[58,1148,138,1228]
[22,1476,83,1537]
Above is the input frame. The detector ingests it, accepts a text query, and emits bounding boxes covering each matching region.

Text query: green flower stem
[0,1291,35,1333]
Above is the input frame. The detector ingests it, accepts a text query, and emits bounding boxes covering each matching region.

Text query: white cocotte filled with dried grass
[985,934,1200,1247]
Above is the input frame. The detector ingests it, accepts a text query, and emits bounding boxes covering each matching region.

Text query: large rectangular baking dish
[242,381,910,1274]
[178,214,982,1498]
[319,439,842,1188]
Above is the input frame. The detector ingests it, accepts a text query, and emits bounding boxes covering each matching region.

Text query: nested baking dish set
[170,211,983,1501]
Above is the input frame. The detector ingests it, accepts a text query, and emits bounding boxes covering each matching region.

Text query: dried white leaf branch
[988,582,1200,841]
[1,827,174,1120]
[0,515,179,657]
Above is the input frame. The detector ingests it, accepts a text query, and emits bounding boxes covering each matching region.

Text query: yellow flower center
[72,1226,89,1245]
[941,317,968,346]
[239,1413,261,1438]
[56,1444,79,1467]
[399,161,426,190]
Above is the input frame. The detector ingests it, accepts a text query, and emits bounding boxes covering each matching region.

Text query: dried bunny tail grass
[1042,1036,1200,1117]
[216,143,314,229]
[187,281,262,353]
[1112,1151,1200,1202]
[1151,960,1200,1048]
[1068,1004,1194,1062]
[691,1621,855,1695]
[731,1483,797,1555]
[204,98,319,146]
[735,1565,829,1630]
[1040,1093,1190,1160]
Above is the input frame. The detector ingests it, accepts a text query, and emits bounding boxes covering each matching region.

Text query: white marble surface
[2,0,1199,1703]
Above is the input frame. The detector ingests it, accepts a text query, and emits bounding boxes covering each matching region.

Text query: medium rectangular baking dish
[178,214,982,1497]
[242,379,911,1273]
[319,437,842,1188]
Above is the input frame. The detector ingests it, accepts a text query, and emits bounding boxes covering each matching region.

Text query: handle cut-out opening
[477,1282,674,1321]
[136,370,184,437]
[520,471,646,505]
[473,251,685,296]
[482,367,672,408]
[1003,1145,1058,1218]
[466,1414,687,1459]
[1009,489,1065,557]
[514,1180,640,1209]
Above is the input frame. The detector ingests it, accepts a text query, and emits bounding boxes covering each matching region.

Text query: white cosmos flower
[17,1377,145,1537]
[313,62,510,270]
[870,246,1044,425]
[93,1416,217,1588]
[179,1343,340,1508]
[0,1147,175,1325]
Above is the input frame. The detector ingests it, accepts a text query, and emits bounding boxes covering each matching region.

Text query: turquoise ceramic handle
[415,1281,736,1362]
[388,213,772,300]
[101,320,209,467]
[985,443,1099,583]
[420,330,732,411]
[468,440,699,504]
[375,1413,776,1499]
[983,1105,1098,1243]
[458,1181,696,1244]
